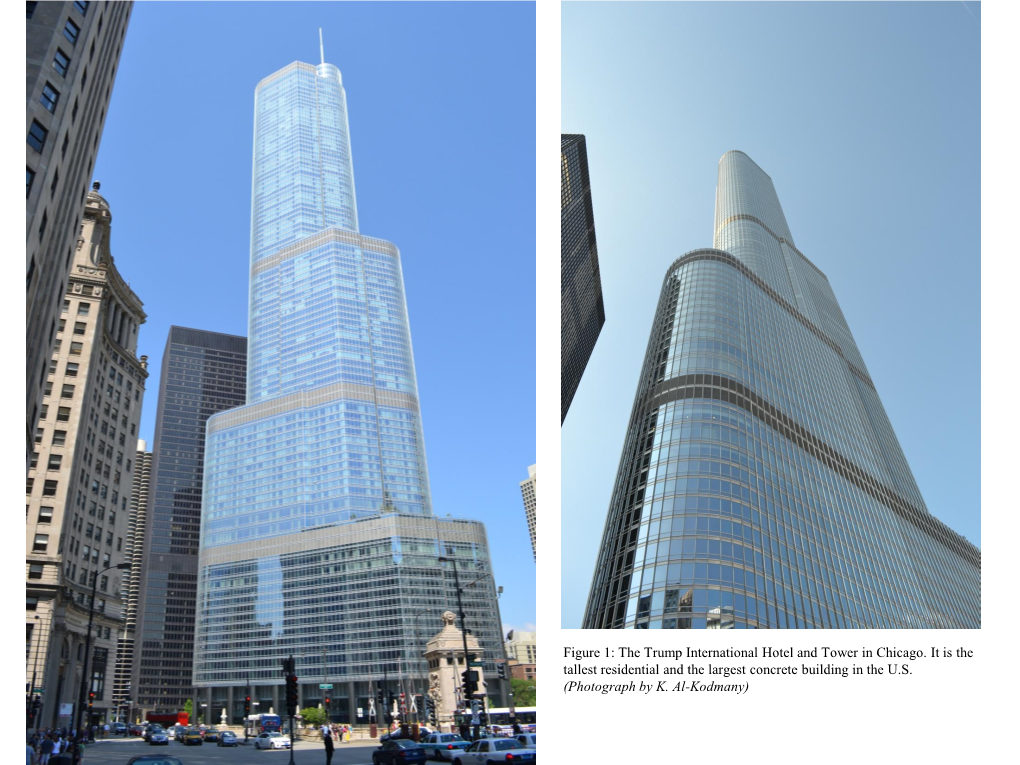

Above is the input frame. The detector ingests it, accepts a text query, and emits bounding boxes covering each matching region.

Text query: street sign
[469,662,484,667]
[33,688,45,693]
[319,684,333,689]
[59,703,73,717]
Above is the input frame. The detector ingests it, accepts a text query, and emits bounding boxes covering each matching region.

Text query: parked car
[112,722,127,735]
[148,730,170,746]
[422,732,470,761]
[255,732,291,750]
[183,728,204,745]
[218,731,239,747]
[453,739,535,764]
[129,724,146,736]
[127,757,184,765]
[373,739,428,765]
[203,727,221,742]
[514,734,537,749]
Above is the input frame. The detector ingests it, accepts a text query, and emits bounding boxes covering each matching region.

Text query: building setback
[561,134,604,424]
[26,184,148,728]
[583,150,980,629]
[111,439,152,721]
[27,0,133,469]
[519,465,536,560]
[192,56,504,724]
[132,328,247,714]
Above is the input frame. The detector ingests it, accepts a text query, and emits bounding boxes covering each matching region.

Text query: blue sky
[562,1,980,627]
[91,2,536,633]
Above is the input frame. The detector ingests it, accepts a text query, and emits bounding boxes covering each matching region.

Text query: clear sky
[90,2,536,634]
[562,1,980,627]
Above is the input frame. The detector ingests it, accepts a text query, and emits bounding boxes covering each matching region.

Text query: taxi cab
[183,728,204,745]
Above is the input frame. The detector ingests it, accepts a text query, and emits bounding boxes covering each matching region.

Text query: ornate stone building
[26,183,147,728]
[27,1,133,469]
[424,612,486,727]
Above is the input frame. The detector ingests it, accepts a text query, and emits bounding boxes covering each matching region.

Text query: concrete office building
[132,328,247,714]
[519,465,536,560]
[561,134,604,424]
[27,0,132,468]
[26,184,148,727]
[192,56,504,724]
[504,630,536,665]
[111,440,152,721]
[583,151,980,629]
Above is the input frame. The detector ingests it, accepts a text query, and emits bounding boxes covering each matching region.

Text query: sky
[88,2,536,634]
[561,1,981,627]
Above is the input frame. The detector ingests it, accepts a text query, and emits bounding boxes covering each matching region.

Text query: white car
[515,734,537,749]
[255,732,292,750]
[423,732,470,761]
[453,739,536,764]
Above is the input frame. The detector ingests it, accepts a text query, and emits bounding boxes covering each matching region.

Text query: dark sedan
[373,739,428,765]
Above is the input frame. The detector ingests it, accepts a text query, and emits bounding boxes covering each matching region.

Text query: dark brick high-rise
[561,134,604,424]
[132,327,247,712]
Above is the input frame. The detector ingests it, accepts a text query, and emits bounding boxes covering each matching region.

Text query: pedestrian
[322,723,334,765]
[512,721,522,736]
[103,723,109,739]
[78,739,86,762]
[38,735,53,765]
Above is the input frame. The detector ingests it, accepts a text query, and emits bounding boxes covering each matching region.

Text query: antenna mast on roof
[319,28,325,65]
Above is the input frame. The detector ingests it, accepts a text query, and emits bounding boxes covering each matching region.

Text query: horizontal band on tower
[252,228,400,275]
[663,248,872,390]
[641,372,980,569]
[207,380,419,435]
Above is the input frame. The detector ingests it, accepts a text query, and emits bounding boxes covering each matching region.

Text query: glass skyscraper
[561,134,604,424]
[193,59,502,722]
[583,150,980,629]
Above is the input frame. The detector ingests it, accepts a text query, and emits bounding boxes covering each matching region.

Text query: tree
[301,707,327,726]
[510,678,536,706]
[183,698,193,724]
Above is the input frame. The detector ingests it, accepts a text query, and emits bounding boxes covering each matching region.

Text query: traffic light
[325,696,330,707]
[497,663,507,681]
[284,674,298,716]
[425,696,437,727]
[386,689,394,707]
[376,686,384,708]
[244,696,251,716]
[88,691,95,709]
[461,669,478,699]
[479,711,488,726]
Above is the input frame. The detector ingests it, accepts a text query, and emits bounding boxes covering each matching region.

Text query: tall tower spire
[319,27,325,65]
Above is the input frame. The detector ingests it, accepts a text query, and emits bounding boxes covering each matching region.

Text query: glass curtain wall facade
[583,151,980,629]
[561,134,604,424]
[133,328,247,712]
[193,60,503,721]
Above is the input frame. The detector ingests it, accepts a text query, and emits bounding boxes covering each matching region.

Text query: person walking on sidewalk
[322,723,334,765]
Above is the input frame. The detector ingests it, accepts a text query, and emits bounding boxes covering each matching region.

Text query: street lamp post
[72,561,130,765]
[438,557,476,739]
[493,586,511,709]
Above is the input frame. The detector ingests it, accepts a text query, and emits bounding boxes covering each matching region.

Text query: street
[71,736,381,765]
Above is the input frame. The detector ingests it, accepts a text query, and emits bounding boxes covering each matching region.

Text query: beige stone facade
[423,612,487,726]
[26,1,133,467]
[26,185,147,728]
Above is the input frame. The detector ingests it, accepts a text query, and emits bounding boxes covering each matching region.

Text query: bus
[486,707,536,734]
[244,713,282,737]
[145,712,190,728]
